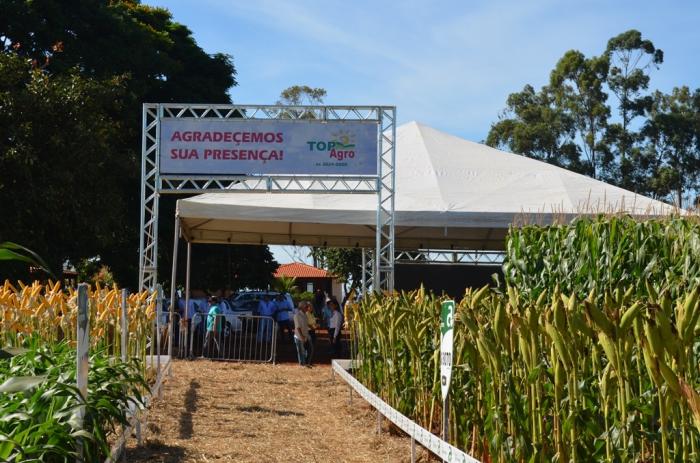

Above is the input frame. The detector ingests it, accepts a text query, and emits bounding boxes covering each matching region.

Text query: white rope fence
[332,359,480,463]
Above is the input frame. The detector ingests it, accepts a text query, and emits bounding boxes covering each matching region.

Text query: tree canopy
[488,29,699,207]
[0,0,274,287]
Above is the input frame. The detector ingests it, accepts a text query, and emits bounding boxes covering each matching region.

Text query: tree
[0,1,239,285]
[278,85,327,105]
[489,31,671,189]
[486,84,584,173]
[550,50,610,179]
[167,243,277,293]
[642,87,700,208]
[274,275,299,295]
[605,30,663,189]
[277,85,326,119]
[0,52,129,279]
[311,248,363,302]
[0,1,237,102]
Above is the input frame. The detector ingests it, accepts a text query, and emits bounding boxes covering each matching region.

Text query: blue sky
[146,0,699,142]
[145,0,700,263]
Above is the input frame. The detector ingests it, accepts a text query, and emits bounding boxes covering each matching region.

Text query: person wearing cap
[203,296,222,357]
[293,301,311,367]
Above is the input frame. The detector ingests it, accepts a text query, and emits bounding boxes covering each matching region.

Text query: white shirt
[293,311,310,340]
[328,311,342,338]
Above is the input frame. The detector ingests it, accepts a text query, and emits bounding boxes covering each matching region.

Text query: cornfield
[0,280,158,461]
[0,280,157,376]
[505,216,700,301]
[350,216,700,462]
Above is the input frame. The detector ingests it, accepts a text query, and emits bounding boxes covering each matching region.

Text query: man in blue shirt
[257,294,275,342]
[273,293,293,342]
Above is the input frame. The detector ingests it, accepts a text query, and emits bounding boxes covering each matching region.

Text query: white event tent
[175,121,674,251]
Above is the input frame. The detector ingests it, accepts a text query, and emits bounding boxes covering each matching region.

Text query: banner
[159,119,378,175]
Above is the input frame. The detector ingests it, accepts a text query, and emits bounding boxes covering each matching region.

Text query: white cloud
[158,0,700,141]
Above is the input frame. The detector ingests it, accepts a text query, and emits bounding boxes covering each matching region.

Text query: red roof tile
[274,262,329,278]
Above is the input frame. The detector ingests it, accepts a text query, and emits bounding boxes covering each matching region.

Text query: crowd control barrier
[188,314,278,363]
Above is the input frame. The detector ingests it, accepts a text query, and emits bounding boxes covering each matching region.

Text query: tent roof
[177,121,674,250]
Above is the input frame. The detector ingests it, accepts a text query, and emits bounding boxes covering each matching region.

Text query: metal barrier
[187,313,278,363]
[154,311,186,358]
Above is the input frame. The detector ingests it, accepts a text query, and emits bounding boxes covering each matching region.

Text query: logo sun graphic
[331,130,356,148]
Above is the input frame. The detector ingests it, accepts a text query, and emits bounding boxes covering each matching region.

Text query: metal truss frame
[361,248,375,294]
[395,250,505,266]
[139,103,396,292]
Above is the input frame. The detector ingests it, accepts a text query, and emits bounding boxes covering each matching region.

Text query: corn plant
[504,216,700,302]
[0,280,156,362]
[0,339,147,461]
[350,216,700,462]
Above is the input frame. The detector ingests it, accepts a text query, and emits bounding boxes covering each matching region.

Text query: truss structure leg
[139,105,160,290]
[362,248,375,294]
[375,108,396,292]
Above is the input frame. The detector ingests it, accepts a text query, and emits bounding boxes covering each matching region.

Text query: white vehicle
[219,298,255,334]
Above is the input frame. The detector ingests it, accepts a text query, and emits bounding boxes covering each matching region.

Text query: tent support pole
[184,241,191,358]
[167,216,180,358]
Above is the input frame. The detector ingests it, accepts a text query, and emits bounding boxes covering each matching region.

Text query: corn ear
[545,322,573,370]
[619,301,643,332]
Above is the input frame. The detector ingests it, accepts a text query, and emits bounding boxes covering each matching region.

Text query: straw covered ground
[126,359,437,462]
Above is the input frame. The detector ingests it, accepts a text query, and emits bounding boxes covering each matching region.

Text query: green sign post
[440,300,455,444]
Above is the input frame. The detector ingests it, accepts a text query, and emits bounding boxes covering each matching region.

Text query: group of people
[256,293,294,342]
[292,297,343,367]
[180,289,344,364]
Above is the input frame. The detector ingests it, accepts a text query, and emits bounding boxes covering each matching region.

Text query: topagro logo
[306,130,356,160]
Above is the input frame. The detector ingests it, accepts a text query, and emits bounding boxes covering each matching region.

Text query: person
[313,288,325,318]
[203,296,222,357]
[321,298,333,332]
[257,294,275,342]
[327,299,343,356]
[293,301,311,367]
[304,301,318,366]
[273,293,293,341]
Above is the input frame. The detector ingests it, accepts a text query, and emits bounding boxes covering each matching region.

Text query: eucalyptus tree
[605,30,664,189]
[549,50,610,179]
[277,85,327,119]
[486,84,585,173]
[642,87,700,208]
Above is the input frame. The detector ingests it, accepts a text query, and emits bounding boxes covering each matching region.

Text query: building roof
[274,262,330,278]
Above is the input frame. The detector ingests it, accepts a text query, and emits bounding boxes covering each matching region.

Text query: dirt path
[127,359,435,462]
